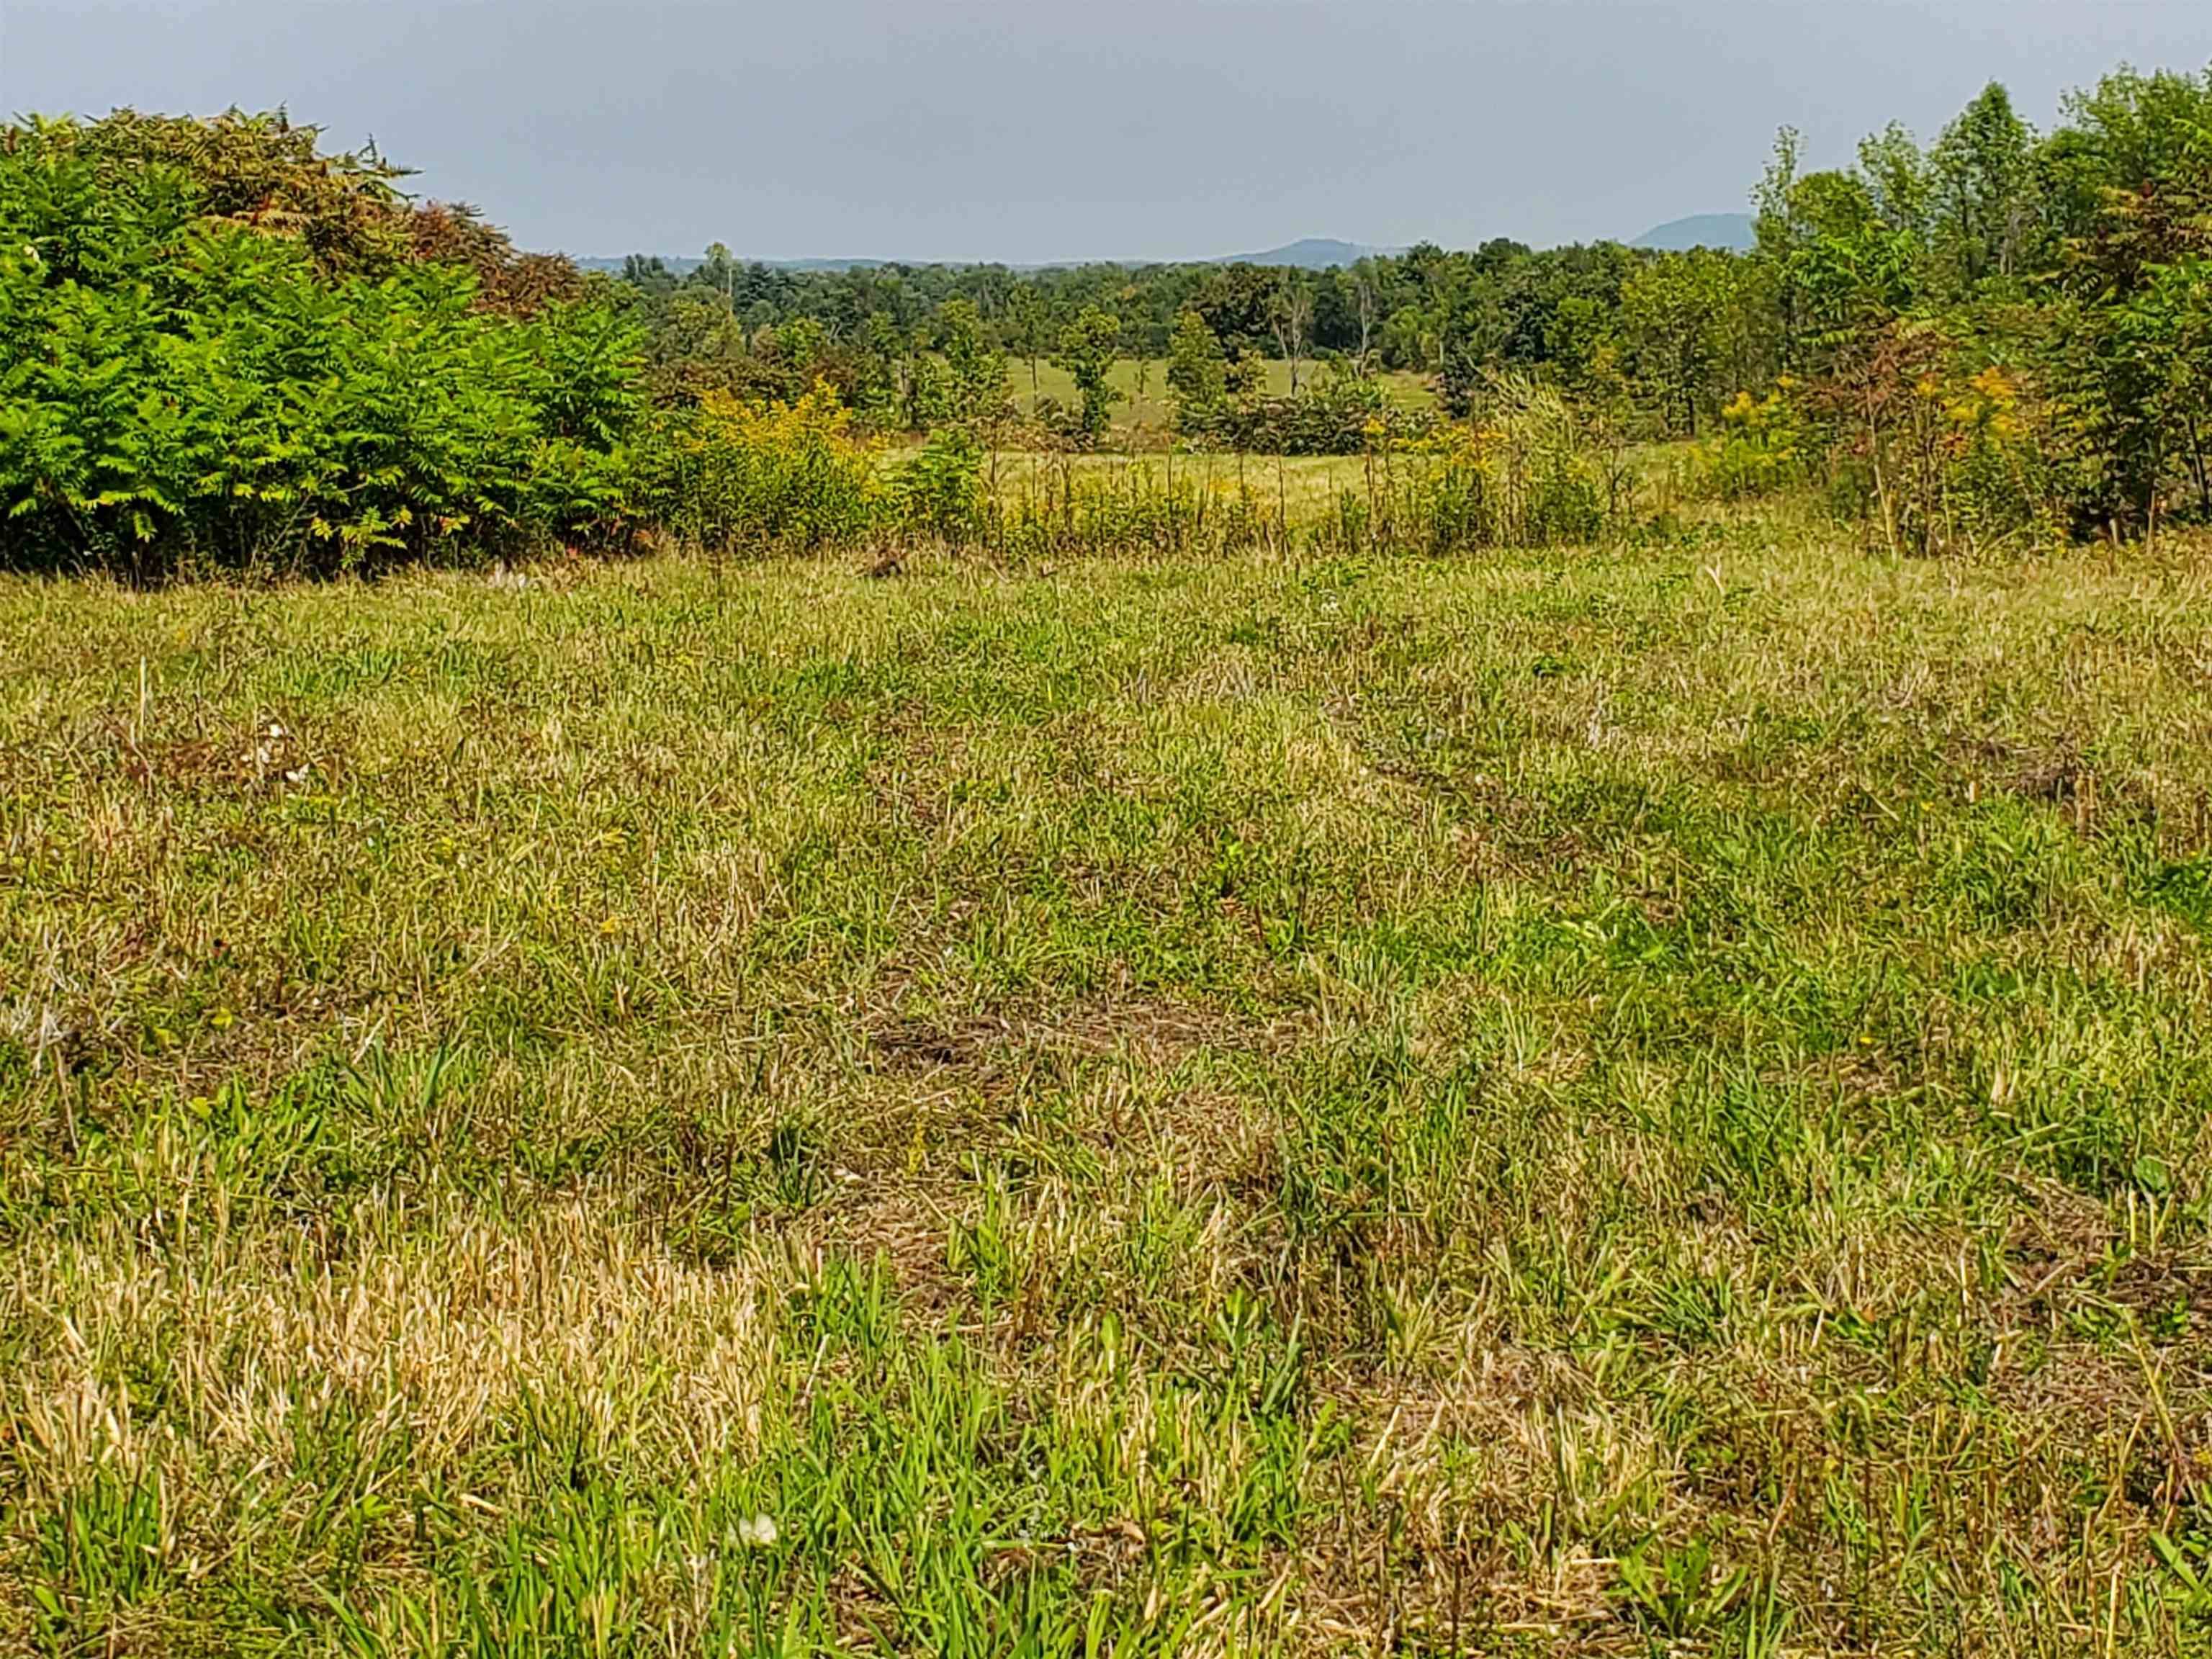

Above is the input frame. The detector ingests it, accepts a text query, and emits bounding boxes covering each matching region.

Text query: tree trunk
[2184,408,2211,518]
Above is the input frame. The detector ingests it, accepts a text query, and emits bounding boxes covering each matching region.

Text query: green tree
[2123,256,2212,515]
[1165,309,1226,421]
[1930,83,2041,292]
[938,297,1009,429]
[1620,251,1736,435]
[1053,305,1123,441]
[854,311,903,423]
[2028,66,2212,525]
[1006,284,1048,397]
[703,240,737,304]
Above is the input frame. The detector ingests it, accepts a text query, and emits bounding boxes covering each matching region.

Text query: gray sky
[3,0,2205,262]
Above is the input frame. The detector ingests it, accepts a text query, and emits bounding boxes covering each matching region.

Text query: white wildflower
[737,1514,778,1548]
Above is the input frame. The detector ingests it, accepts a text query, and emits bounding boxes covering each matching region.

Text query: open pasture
[6,518,2212,1653]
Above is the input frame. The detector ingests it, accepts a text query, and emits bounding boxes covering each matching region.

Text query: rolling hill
[1632,212,1757,251]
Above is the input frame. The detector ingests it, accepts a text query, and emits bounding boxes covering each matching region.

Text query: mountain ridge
[574,238,1401,274]
[576,221,1757,272]
[1210,238,1402,269]
[1632,213,1756,251]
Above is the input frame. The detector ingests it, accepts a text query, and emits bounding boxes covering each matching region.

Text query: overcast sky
[3,0,2205,262]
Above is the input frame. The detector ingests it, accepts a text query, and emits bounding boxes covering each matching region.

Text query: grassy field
[889,444,1701,530]
[927,451,1400,522]
[1008,358,1437,432]
[6,511,2212,1654]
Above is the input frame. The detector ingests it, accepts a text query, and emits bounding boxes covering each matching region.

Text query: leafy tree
[1930,83,2042,292]
[1166,309,1227,421]
[1005,284,1048,396]
[2036,66,2212,525]
[1223,348,1267,400]
[702,240,738,303]
[1622,252,1732,435]
[853,311,904,424]
[938,297,1010,429]
[2121,256,2212,515]
[1192,265,1277,356]
[1052,306,1123,441]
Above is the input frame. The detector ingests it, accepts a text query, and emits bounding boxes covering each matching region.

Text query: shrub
[652,387,881,554]
[1174,366,1434,457]
[0,112,639,577]
[1796,323,2068,557]
[889,427,986,541]
[0,232,644,575]
[1458,374,1627,546]
[1706,386,1809,500]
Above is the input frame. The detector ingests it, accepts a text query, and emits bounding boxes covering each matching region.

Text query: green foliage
[14,63,2212,579]
[2121,256,2212,517]
[1705,386,1810,500]
[1724,64,2212,545]
[21,107,415,279]
[1619,248,1773,436]
[1178,364,1427,456]
[1446,373,1625,547]
[651,387,880,553]
[1928,83,2043,291]
[1164,308,1227,422]
[936,298,1011,432]
[0,112,638,576]
[889,425,986,541]
[1051,306,1124,443]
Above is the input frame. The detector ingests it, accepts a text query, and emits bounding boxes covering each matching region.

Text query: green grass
[884,442,1701,534]
[5,511,2212,1653]
[1007,356,1437,431]
[921,449,1402,522]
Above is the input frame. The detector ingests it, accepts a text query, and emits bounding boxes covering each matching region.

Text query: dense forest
[4,65,2210,572]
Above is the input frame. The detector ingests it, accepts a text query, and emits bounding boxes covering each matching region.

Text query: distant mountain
[573,254,887,274]
[767,257,890,273]
[575,240,1398,273]
[1632,214,1756,252]
[1213,238,1398,269]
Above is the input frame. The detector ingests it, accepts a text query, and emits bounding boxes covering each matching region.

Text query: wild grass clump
[1299,377,1634,558]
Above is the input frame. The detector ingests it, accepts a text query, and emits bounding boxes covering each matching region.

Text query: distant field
[885,444,1707,524]
[1008,356,1437,431]
[959,450,1388,517]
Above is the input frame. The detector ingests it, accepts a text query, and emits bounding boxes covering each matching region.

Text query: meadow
[6,503,2212,1654]
[1005,359,1439,435]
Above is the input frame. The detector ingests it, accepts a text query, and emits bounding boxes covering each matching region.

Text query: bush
[889,427,986,541]
[1705,387,1809,500]
[1797,323,2068,557]
[0,112,641,577]
[1176,368,1433,456]
[1450,374,1627,547]
[649,387,881,554]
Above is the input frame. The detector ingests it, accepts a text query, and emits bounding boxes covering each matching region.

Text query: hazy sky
[3,0,2205,261]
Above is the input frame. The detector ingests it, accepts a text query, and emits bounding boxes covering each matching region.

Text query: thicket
[0,112,639,575]
[1739,70,2212,548]
[1170,362,1433,456]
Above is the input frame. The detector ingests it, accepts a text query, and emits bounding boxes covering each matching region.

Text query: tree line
[4,63,2209,573]
[619,63,2212,536]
